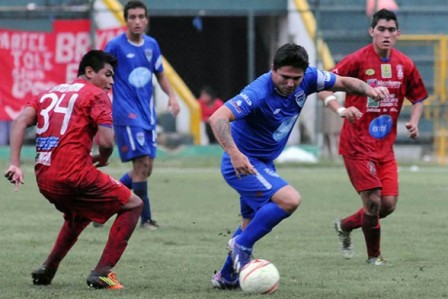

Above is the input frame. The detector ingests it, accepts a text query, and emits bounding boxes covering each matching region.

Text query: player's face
[271,66,304,97]
[90,63,115,92]
[370,19,400,52]
[126,8,148,36]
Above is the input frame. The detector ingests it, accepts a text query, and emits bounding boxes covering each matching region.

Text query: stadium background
[0,0,447,163]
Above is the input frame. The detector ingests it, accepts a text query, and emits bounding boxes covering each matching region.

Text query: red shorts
[38,171,131,224]
[343,153,398,196]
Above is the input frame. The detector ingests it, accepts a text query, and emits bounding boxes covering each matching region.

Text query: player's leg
[131,155,157,229]
[211,225,244,289]
[359,188,384,264]
[32,215,91,285]
[88,192,143,289]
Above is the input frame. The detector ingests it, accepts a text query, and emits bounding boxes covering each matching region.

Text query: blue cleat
[211,271,239,289]
[227,237,253,273]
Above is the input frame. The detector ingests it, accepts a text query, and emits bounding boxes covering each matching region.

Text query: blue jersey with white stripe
[225,67,336,161]
[105,33,163,129]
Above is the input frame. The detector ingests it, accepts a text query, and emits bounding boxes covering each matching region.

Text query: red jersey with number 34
[332,44,428,159]
[29,78,113,190]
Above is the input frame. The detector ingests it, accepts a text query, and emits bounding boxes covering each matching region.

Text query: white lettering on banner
[0,32,47,51]
[55,32,90,63]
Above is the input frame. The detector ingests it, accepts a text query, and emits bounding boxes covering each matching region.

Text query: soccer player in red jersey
[319,9,428,265]
[4,50,143,288]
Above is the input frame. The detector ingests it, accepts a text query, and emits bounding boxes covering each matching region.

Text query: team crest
[367,161,376,175]
[144,49,153,63]
[396,64,404,80]
[294,90,305,107]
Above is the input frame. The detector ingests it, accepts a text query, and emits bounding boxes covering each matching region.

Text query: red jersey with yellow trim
[332,44,428,159]
[29,78,113,191]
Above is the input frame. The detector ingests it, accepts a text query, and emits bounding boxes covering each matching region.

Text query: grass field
[0,158,447,299]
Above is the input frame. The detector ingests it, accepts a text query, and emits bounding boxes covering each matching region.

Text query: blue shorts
[221,153,288,219]
[114,125,157,162]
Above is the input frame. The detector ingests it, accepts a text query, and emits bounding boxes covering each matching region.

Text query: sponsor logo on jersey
[368,115,393,139]
[240,93,252,106]
[366,69,375,76]
[126,53,135,58]
[381,64,392,78]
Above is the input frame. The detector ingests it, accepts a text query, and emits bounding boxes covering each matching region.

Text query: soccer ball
[239,259,280,294]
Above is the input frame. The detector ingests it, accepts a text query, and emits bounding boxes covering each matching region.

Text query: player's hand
[168,97,180,117]
[406,122,419,139]
[229,151,256,178]
[370,86,389,101]
[92,154,109,168]
[341,106,363,122]
[4,165,24,192]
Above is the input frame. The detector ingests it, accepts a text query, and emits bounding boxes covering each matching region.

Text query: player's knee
[123,193,143,210]
[282,194,301,213]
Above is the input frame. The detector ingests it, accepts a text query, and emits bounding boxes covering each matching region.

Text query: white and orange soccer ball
[239,259,280,294]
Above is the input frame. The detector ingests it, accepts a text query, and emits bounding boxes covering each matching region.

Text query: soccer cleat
[334,219,353,259]
[86,271,124,289]
[211,271,239,289]
[141,219,159,230]
[32,266,57,285]
[366,256,390,266]
[227,237,253,274]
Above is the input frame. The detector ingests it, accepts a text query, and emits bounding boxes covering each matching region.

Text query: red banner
[0,20,124,121]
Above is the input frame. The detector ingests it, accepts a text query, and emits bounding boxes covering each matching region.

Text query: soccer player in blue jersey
[105,0,180,230]
[209,43,390,289]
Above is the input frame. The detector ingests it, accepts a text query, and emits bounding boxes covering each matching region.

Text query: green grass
[1,160,447,299]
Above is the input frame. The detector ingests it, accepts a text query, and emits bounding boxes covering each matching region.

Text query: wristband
[324,95,337,106]
[336,107,346,117]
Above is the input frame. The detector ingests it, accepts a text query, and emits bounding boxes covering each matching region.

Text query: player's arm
[4,106,37,191]
[155,72,180,116]
[406,101,424,139]
[318,75,388,122]
[92,125,114,167]
[331,75,389,100]
[209,106,255,177]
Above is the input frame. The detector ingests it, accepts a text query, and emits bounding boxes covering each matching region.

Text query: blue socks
[237,202,289,248]
[119,173,132,189]
[132,181,151,223]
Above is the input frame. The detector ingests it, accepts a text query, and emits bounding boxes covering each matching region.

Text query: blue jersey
[225,67,336,161]
[105,33,163,130]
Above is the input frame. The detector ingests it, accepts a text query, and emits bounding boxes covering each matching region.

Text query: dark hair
[124,0,148,20]
[200,86,217,99]
[77,50,118,76]
[371,9,399,29]
[273,43,309,71]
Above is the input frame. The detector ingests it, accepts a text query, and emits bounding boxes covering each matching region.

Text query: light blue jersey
[225,67,336,162]
[105,33,163,130]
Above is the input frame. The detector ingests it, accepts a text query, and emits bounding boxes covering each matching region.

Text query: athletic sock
[341,207,364,231]
[361,213,381,258]
[132,181,151,223]
[94,205,142,274]
[237,202,290,248]
[119,173,132,189]
[220,226,242,281]
[44,218,91,270]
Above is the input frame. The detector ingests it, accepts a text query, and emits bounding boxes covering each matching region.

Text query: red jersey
[332,44,428,159]
[29,78,113,191]
[199,98,224,121]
